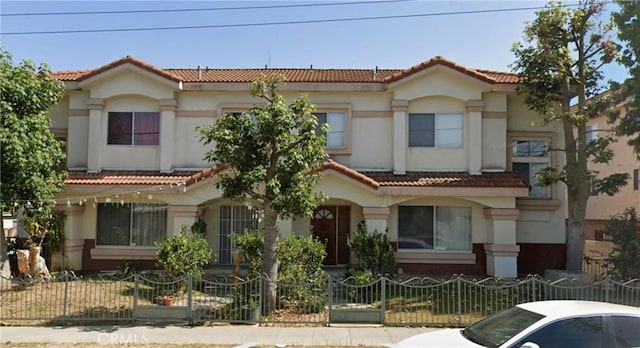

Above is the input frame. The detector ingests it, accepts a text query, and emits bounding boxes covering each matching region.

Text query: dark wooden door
[312,206,350,265]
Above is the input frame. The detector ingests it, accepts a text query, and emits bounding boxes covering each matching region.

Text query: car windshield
[462,306,544,347]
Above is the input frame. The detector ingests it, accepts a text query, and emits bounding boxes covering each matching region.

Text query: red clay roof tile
[51,56,518,85]
[66,165,528,190]
[76,56,182,82]
[66,170,199,186]
[362,171,529,188]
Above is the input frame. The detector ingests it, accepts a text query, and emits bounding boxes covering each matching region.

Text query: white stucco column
[484,208,520,277]
[57,205,86,270]
[362,207,390,234]
[392,100,408,175]
[169,205,199,236]
[466,100,484,175]
[159,99,177,173]
[87,98,105,173]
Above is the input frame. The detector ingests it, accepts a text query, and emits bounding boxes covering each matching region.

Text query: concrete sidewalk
[0,325,437,346]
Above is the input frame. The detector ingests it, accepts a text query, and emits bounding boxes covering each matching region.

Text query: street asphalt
[0,325,438,347]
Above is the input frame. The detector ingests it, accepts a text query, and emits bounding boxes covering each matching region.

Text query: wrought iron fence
[1,272,639,327]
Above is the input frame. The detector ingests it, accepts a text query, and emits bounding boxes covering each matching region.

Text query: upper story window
[634,168,639,191]
[108,112,160,145]
[315,112,346,149]
[511,139,550,198]
[408,113,463,148]
[586,124,599,142]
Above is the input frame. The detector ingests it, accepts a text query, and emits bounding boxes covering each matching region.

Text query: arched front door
[312,206,350,265]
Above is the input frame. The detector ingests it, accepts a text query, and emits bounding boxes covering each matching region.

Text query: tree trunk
[262,204,279,315]
[566,219,586,272]
[0,218,10,279]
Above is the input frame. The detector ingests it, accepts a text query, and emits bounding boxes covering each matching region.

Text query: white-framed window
[586,124,599,143]
[218,205,260,264]
[398,206,472,251]
[96,203,167,246]
[107,112,160,145]
[408,113,463,148]
[511,139,551,198]
[315,112,346,148]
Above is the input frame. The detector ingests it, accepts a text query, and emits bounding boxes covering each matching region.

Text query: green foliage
[613,0,640,157]
[198,74,328,311]
[232,229,328,313]
[117,260,143,277]
[511,1,627,271]
[0,47,66,276]
[155,226,212,279]
[278,234,327,313]
[190,218,208,237]
[346,269,375,302]
[232,229,264,279]
[0,47,67,216]
[197,74,328,219]
[599,207,640,280]
[347,221,397,277]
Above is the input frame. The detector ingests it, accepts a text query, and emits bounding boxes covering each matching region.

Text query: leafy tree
[198,74,327,313]
[511,1,630,272]
[612,0,640,156]
[595,208,640,280]
[0,48,66,278]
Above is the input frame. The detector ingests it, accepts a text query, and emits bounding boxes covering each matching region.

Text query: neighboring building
[44,55,568,277]
[584,102,640,240]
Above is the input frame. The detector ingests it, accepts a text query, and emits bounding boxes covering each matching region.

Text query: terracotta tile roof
[361,171,529,188]
[318,160,380,189]
[66,165,528,190]
[51,56,518,85]
[474,69,520,84]
[50,70,91,81]
[167,68,399,83]
[384,56,518,84]
[66,170,200,186]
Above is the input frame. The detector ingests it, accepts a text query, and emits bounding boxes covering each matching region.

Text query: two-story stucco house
[46,55,567,278]
[584,100,640,240]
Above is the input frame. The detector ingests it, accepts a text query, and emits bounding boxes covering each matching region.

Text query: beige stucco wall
[50,95,69,130]
[391,68,486,101]
[585,113,640,220]
[84,69,175,100]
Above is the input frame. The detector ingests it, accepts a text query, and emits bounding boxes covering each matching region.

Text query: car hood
[388,328,485,348]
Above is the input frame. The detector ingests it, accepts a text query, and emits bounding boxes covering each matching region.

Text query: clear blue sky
[0,0,629,83]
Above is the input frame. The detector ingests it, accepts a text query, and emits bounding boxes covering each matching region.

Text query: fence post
[604,277,610,303]
[457,276,462,327]
[132,274,139,325]
[532,278,537,302]
[62,271,69,323]
[380,277,386,325]
[187,274,193,325]
[258,276,263,325]
[327,276,333,326]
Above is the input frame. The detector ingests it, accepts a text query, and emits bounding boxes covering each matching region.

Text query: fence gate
[328,277,385,324]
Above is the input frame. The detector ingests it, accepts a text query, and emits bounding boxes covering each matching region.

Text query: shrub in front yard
[155,226,212,280]
[347,221,397,277]
[233,229,327,313]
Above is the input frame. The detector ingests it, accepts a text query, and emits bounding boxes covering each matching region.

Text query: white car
[388,300,640,348]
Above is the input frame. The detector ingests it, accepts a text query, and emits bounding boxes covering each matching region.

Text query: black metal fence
[1,273,639,327]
